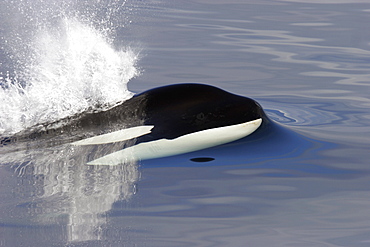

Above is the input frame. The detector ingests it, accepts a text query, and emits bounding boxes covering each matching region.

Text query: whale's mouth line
[79,118,262,165]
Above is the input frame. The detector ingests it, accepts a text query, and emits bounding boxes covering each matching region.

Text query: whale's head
[134,83,267,140]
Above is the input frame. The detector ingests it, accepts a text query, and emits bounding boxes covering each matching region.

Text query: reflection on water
[1,144,139,243]
[173,20,370,98]
[125,168,370,246]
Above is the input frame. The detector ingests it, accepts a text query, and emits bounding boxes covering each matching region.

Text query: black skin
[135,83,267,141]
[1,83,268,151]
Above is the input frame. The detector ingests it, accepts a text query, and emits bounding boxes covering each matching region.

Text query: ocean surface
[1,0,370,246]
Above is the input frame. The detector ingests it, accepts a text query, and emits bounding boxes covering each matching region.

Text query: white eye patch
[72,125,154,145]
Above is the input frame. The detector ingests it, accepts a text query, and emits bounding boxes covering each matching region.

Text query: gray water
[1,0,370,246]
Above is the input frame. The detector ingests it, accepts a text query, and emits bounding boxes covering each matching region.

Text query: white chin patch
[85,118,262,165]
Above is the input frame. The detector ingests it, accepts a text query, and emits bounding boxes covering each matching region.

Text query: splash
[0,1,139,135]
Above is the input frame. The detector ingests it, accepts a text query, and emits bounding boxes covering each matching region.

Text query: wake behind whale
[1,83,266,164]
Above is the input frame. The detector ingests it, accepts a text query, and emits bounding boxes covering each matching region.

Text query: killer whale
[1,83,267,164]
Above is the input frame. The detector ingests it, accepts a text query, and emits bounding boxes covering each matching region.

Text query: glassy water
[1,0,370,246]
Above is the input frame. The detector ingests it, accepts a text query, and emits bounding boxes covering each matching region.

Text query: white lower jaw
[87,118,262,165]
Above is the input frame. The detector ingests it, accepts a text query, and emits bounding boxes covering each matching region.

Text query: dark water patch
[190,157,215,162]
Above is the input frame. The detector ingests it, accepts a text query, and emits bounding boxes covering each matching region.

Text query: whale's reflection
[3,143,139,242]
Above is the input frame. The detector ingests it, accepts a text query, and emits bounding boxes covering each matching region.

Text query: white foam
[0,18,138,135]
